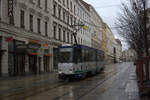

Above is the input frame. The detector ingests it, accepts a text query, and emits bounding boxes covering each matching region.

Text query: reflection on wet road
[25,63,134,100]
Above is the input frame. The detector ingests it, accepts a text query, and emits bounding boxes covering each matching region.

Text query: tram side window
[97,52,101,62]
[82,48,89,62]
[73,48,82,63]
[94,50,97,62]
[88,50,92,62]
[101,54,104,61]
[82,48,86,62]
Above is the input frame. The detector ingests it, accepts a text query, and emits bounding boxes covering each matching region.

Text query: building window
[58,0,61,3]
[70,16,73,25]
[37,18,41,34]
[58,27,61,40]
[58,6,61,19]
[53,25,56,39]
[71,34,73,44]
[74,17,76,25]
[63,30,66,42]
[29,14,33,31]
[29,0,35,4]
[63,10,66,22]
[53,3,56,16]
[45,22,48,36]
[67,0,69,9]
[63,0,65,6]
[70,1,72,11]
[74,5,76,15]
[9,17,14,25]
[67,14,69,24]
[20,10,25,28]
[45,0,48,11]
[67,32,69,43]
[38,0,41,7]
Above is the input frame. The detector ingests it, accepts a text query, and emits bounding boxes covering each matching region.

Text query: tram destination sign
[8,0,14,17]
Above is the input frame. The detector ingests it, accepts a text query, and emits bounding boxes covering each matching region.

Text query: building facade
[89,5,103,50]
[50,0,92,70]
[101,23,108,60]
[115,39,122,62]
[0,0,94,76]
[105,25,118,64]
[122,49,137,62]
[0,0,53,76]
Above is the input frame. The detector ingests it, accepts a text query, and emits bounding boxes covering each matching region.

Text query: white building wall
[0,0,53,76]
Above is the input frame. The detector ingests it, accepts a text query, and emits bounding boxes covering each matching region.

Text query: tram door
[29,55,37,74]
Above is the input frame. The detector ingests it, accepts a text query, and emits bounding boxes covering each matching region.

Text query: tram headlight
[58,69,62,74]
[69,69,73,73]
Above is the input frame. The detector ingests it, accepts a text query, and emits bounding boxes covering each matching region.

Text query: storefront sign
[44,54,52,56]
[8,0,14,17]
[28,40,41,49]
[16,44,28,49]
[29,40,39,44]
[28,44,41,50]
[5,37,13,42]
[42,43,48,49]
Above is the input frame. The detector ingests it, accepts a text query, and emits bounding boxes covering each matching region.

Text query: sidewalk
[81,62,148,100]
[0,72,61,100]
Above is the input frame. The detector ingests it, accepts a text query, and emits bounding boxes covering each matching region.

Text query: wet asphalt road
[24,62,146,100]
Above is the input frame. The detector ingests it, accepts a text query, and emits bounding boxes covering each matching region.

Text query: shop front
[27,40,41,75]
[7,38,26,76]
[42,43,51,73]
[0,37,5,76]
[43,50,51,72]
[14,40,26,76]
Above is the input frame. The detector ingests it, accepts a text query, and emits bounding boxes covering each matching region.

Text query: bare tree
[116,0,149,79]
[116,0,149,58]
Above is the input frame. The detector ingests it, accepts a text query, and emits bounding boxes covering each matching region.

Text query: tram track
[23,64,126,100]
[53,69,119,100]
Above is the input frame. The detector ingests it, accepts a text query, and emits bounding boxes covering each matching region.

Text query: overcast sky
[84,0,128,50]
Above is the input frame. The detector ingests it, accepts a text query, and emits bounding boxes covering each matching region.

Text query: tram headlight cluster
[69,69,74,73]
[58,69,62,74]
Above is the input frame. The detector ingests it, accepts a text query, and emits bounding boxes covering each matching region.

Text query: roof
[79,0,90,11]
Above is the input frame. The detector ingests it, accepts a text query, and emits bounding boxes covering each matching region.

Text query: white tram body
[58,44,105,80]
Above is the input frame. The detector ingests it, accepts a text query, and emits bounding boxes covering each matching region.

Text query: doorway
[44,56,50,72]
[15,53,25,76]
[29,55,37,74]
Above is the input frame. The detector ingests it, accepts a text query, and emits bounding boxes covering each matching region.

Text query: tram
[58,44,105,80]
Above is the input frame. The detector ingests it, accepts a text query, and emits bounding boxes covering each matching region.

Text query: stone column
[25,54,29,74]
[41,56,44,73]
[50,48,54,72]
[1,36,8,76]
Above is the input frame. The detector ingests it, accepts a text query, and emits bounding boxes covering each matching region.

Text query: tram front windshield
[59,48,72,63]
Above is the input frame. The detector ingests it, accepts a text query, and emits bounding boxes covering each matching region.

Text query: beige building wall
[105,25,117,63]
[89,5,103,50]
